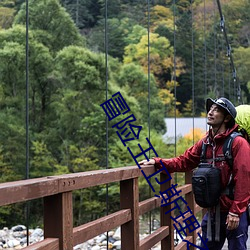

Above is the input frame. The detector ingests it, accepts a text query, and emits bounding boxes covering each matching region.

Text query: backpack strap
[223,131,242,169]
[200,142,208,163]
[201,141,226,163]
[223,132,242,200]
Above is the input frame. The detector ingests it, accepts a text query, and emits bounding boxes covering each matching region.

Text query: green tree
[86,17,139,60]
[234,46,250,102]
[116,63,165,132]
[0,25,56,132]
[14,0,84,52]
[0,6,15,29]
[61,0,101,29]
[124,32,185,87]
[50,46,140,167]
[0,39,27,180]
[149,5,174,33]
[0,112,26,180]
[30,141,57,177]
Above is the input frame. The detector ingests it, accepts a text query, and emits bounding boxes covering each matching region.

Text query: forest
[0,0,249,228]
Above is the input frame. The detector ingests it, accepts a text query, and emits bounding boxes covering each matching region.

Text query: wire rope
[218,33,225,96]
[173,0,177,158]
[215,0,242,104]
[191,0,195,145]
[203,0,207,98]
[25,0,30,245]
[104,0,109,248]
[147,0,152,234]
[172,0,179,246]
[147,0,151,160]
[228,64,231,100]
[213,0,217,95]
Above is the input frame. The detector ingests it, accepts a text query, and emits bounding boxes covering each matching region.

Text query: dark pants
[200,211,249,250]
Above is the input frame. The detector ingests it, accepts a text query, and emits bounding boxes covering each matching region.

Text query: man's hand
[226,213,240,230]
[139,159,156,165]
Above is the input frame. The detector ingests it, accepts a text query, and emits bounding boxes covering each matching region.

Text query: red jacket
[154,124,250,216]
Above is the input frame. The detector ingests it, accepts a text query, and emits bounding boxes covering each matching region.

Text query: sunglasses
[215,99,227,108]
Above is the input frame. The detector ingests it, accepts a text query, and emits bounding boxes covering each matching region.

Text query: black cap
[206,97,237,119]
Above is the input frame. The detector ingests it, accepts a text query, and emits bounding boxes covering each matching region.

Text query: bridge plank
[57,165,154,192]
[0,165,155,206]
[139,184,192,216]
[174,236,192,250]
[22,238,59,250]
[139,226,169,250]
[0,177,59,206]
[73,209,131,245]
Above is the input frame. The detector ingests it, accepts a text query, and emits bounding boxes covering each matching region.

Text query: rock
[113,227,120,240]
[12,231,25,238]
[87,238,94,245]
[0,224,167,249]
[92,245,101,250]
[108,236,116,243]
[15,245,23,249]
[73,242,88,249]
[107,231,114,237]
[113,240,121,249]
[11,226,26,232]
[0,230,7,238]
[7,239,20,247]
[30,228,43,238]
[95,234,106,243]
[20,237,27,245]
[100,240,108,246]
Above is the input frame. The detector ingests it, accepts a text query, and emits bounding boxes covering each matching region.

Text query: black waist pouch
[192,163,222,208]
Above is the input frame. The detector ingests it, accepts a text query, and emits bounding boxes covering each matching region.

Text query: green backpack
[235,105,250,142]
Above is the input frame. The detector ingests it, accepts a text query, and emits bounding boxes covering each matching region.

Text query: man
[139,97,250,250]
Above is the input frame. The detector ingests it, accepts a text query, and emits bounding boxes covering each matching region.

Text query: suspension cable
[191,0,195,145]
[173,2,177,156]
[147,0,152,234]
[216,0,242,104]
[104,0,109,247]
[172,0,179,245]
[25,0,30,245]
[219,34,225,96]
[147,1,151,156]
[203,0,207,98]
[213,0,217,94]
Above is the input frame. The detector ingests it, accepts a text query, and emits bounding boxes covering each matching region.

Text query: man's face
[207,104,226,127]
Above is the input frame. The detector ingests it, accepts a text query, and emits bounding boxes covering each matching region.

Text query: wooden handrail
[0,165,203,250]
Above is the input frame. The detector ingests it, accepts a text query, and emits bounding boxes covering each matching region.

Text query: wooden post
[120,178,139,250]
[44,192,73,250]
[185,171,197,249]
[160,173,174,250]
